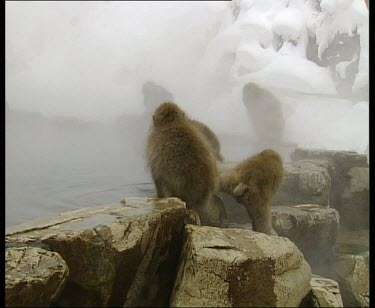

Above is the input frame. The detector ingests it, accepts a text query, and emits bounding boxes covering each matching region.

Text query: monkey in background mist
[142,81,175,114]
[220,149,283,235]
[242,82,284,146]
[146,102,226,227]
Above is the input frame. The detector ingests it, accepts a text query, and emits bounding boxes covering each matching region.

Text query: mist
[6,1,368,227]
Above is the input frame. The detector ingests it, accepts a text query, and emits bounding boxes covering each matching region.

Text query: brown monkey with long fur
[190,119,224,162]
[146,102,224,226]
[220,149,283,235]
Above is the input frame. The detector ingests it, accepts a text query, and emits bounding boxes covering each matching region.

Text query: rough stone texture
[290,148,368,210]
[332,252,369,307]
[271,204,339,275]
[271,160,332,207]
[6,197,195,307]
[171,224,312,307]
[341,167,369,229]
[300,275,344,307]
[6,247,69,307]
[290,149,368,170]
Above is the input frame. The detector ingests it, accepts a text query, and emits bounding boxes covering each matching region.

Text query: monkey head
[152,102,186,128]
[259,149,282,161]
[242,82,264,101]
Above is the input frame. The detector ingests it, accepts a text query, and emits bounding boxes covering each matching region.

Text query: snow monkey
[189,119,224,162]
[242,82,284,146]
[142,81,224,161]
[220,149,284,235]
[146,102,225,227]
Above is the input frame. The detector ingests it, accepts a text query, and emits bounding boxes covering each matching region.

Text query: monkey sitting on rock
[146,102,226,227]
[220,149,284,235]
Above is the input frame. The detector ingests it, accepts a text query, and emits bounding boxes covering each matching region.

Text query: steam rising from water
[6,1,368,227]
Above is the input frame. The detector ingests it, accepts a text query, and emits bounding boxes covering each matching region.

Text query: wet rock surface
[271,204,339,275]
[171,224,312,307]
[6,246,69,307]
[6,197,194,307]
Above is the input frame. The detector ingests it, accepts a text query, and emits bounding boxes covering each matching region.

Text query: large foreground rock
[6,247,69,307]
[332,252,369,307]
[171,224,312,307]
[300,275,343,307]
[341,167,369,229]
[271,204,339,275]
[6,197,195,307]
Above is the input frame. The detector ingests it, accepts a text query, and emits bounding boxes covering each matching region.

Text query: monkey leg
[184,209,202,226]
[244,198,277,236]
[153,177,165,198]
[193,196,227,228]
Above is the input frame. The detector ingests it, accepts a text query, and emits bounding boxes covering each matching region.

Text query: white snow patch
[272,7,305,41]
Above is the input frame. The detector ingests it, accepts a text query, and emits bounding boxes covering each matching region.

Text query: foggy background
[6,1,368,228]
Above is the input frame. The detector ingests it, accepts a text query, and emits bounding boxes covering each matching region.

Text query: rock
[300,275,344,307]
[171,224,312,307]
[6,247,69,307]
[332,252,369,307]
[290,148,368,209]
[341,167,369,229]
[6,197,196,307]
[272,160,332,207]
[271,204,339,275]
[334,226,369,255]
[290,149,368,171]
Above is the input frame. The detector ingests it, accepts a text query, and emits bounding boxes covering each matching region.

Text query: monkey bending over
[220,149,283,235]
[146,102,225,227]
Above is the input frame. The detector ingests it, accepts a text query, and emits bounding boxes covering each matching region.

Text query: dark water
[6,158,156,229]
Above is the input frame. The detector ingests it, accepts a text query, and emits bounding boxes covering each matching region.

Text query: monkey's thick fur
[189,119,224,162]
[146,102,225,226]
[220,149,283,235]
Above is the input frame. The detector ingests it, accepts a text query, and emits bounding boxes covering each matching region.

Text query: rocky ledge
[6,197,315,308]
[6,198,195,307]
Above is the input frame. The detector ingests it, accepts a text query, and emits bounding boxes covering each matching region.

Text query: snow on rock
[320,0,338,13]
[202,0,368,154]
[272,7,306,41]
[234,43,275,74]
